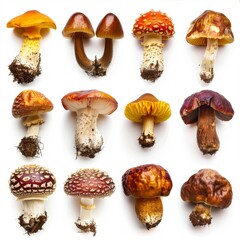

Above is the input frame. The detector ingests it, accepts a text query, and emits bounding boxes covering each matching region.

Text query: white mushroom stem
[200,38,218,82]
[140,34,164,81]
[139,116,155,147]
[77,198,95,226]
[21,199,46,224]
[26,124,40,138]
[75,107,103,158]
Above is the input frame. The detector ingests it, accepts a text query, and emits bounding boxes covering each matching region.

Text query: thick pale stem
[141,34,164,81]
[189,203,212,226]
[139,116,155,148]
[197,105,220,155]
[26,124,40,138]
[75,108,103,158]
[200,38,218,83]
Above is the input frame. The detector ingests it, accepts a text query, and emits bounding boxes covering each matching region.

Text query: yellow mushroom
[7,10,56,84]
[124,93,171,147]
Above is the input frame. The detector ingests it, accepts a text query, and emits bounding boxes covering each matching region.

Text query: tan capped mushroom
[64,168,115,236]
[124,93,171,147]
[9,164,56,234]
[7,10,56,84]
[12,90,53,157]
[61,90,118,158]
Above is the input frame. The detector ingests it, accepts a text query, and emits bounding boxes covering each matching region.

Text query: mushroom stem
[74,33,94,73]
[200,38,218,83]
[9,37,41,84]
[135,197,163,230]
[76,198,96,236]
[19,199,47,234]
[75,107,103,158]
[139,116,155,148]
[197,105,220,155]
[141,34,164,81]
[189,203,212,226]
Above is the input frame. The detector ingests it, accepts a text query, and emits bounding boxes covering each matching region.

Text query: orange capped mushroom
[61,90,118,158]
[12,90,53,157]
[124,93,171,147]
[7,10,56,84]
[133,10,175,81]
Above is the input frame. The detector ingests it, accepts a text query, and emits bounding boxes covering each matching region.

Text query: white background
[0,0,240,239]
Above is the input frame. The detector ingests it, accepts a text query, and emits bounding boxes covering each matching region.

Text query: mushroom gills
[189,203,212,226]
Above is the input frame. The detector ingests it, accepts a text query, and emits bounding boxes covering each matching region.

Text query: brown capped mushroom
[181,169,232,226]
[9,164,56,234]
[122,164,172,229]
[61,90,118,158]
[64,168,115,236]
[180,90,234,155]
[12,90,53,157]
[186,10,234,82]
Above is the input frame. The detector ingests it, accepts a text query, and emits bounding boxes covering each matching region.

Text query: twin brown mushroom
[62,12,124,76]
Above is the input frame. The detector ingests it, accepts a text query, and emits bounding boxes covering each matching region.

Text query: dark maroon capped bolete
[9,164,56,234]
[181,169,232,226]
[180,89,234,155]
[64,168,115,236]
[122,164,172,229]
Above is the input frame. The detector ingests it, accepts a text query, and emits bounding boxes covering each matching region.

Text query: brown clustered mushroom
[9,164,56,234]
[181,169,232,226]
[186,10,234,82]
[64,168,115,236]
[180,89,234,155]
[133,9,175,81]
[12,90,53,158]
[122,164,172,229]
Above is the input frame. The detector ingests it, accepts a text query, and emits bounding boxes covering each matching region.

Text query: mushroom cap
[7,10,56,30]
[61,89,118,115]
[180,89,234,124]
[64,168,115,198]
[186,10,234,46]
[12,90,54,118]
[96,13,124,39]
[132,9,175,40]
[122,164,172,198]
[62,12,94,38]
[124,93,171,123]
[181,169,232,209]
[9,164,56,200]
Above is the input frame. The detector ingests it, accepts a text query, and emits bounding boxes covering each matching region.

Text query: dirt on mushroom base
[75,219,96,236]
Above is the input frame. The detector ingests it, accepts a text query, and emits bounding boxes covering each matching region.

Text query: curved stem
[98,38,113,69]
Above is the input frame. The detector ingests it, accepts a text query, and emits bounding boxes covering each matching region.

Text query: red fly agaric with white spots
[64,168,115,236]
[9,164,56,234]
[133,10,175,81]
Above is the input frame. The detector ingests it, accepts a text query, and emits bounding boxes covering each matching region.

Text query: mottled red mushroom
[9,164,56,234]
[64,168,115,235]
[122,164,172,229]
[133,9,175,81]
[181,169,232,226]
[180,90,234,155]
[61,90,118,158]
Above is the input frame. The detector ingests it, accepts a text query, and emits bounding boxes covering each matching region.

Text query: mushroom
[122,164,172,229]
[61,90,118,158]
[132,9,175,81]
[181,168,232,226]
[180,89,234,155]
[94,13,124,76]
[186,10,234,82]
[12,90,54,157]
[7,10,56,84]
[64,168,115,236]
[124,93,171,147]
[62,12,95,74]
[9,164,56,234]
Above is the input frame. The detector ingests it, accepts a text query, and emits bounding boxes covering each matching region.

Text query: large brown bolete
[181,169,232,226]
[180,89,234,155]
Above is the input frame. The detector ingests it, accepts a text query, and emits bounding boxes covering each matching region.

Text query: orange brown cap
[122,164,172,198]
[186,10,234,46]
[124,93,171,124]
[12,90,53,119]
[133,10,175,40]
[62,12,94,38]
